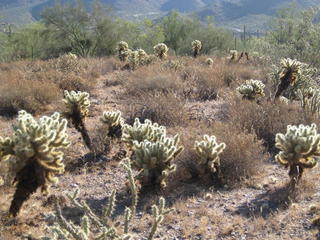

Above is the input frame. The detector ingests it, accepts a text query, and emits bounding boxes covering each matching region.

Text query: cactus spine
[237,79,265,100]
[192,40,202,58]
[63,90,93,152]
[275,124,320,191]
[153,43,169,60]
[0,110,70,216]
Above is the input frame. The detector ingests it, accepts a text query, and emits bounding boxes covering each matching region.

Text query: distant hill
[0,0,319,30]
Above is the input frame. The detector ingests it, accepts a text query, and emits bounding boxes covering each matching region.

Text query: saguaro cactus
[154,43,169,60]
[274,58,302,100]
[275,124,320,191]
[237,79,265,100]
[194,135,226,182]
[63,90,93,151]
[0,111,70,216]
[192,40,202,58]
[117,41,130,62]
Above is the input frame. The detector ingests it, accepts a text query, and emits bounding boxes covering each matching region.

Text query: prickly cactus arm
[9,158,44,217]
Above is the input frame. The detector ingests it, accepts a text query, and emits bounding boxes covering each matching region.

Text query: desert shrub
[183,66,225,101]
[229,98,306,151]
[176,121,267,187]
[211,122,267,187]
[123,66,183,96]
[124,93,187,127]
[0,111,70,216]
[0,74,59,115]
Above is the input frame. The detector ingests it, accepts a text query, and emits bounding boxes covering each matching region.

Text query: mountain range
[0,0,319,31]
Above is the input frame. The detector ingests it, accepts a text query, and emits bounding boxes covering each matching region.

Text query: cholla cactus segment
[53,53,79,72]
[101,111,123,128]
[275,124,320,185]
[63,90,90,119]
[237,79,265,100]
[132,134,183,188]
[0,110,70,216]
[192,40,202,58]
[117,41,130,62]
[153,43,169,60]
[122,118,165,146]
[194,135,226,173]
[206,58,214,66]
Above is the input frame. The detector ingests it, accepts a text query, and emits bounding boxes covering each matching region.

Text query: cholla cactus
[237,79,265,100]
[63,90,92,151]
[53,53,79,72]
[154,43,169,60]
[192,40,202,58]
[137,48,148,66]
[128,50,139,71]
[132,134,183,188]
[48,160,172,240]
[148,197,174,240]
[122,118,165,146]
[275,124,320,190]
[101,110,124,138]
[117,41,130,62]
[206,58,214,66]
[299,88,320,119]
[0,110,70,216]
[274,58,302,99]
[194,135,226,175]
[229,50,238,62]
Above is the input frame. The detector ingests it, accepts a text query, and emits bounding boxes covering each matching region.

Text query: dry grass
[229,98,307,152]
[124,92,188,127]
[0,57,113,117]
[174,121,268,187]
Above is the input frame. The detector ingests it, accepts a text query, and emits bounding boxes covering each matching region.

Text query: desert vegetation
[0,1,320,240]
